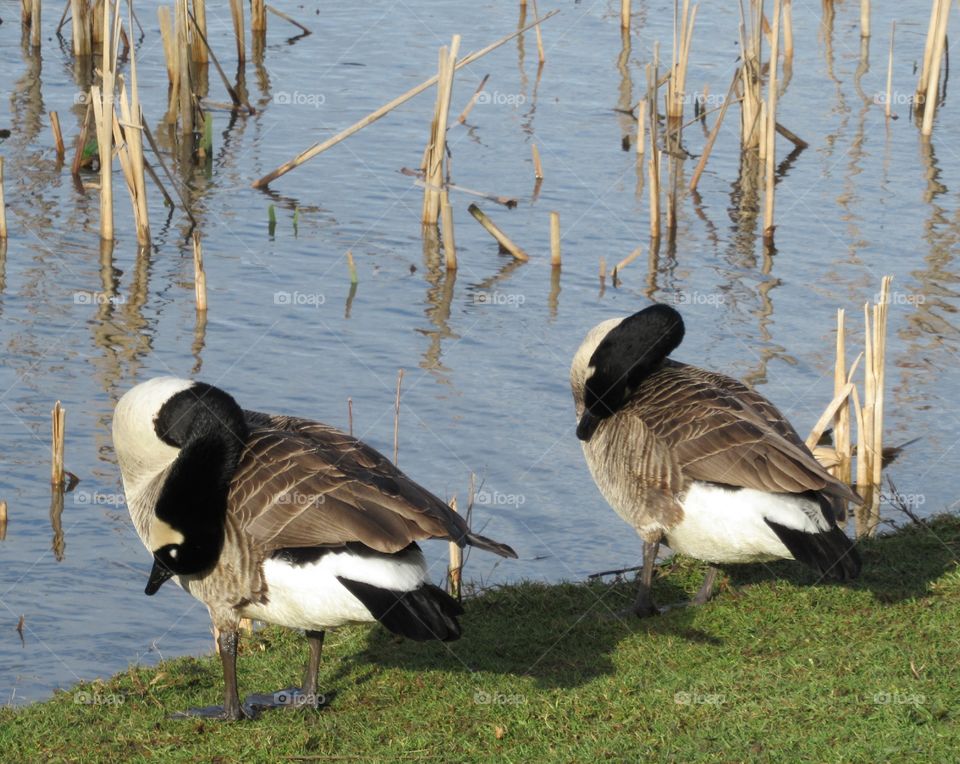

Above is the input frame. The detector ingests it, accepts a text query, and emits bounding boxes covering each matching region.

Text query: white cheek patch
[150,516,185,550]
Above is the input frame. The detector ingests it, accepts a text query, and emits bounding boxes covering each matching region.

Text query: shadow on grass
[338,575,719,691]
[353,515,959,691]
[722,514,960,602]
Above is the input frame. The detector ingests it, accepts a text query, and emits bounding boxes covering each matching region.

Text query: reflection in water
[192,308,207,375]
[344,281,359,319]
[50,488,65,562]
[548,265,561,320]
[906,138,960,349]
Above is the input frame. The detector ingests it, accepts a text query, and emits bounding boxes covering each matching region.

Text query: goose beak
[145,558,175,595]
[576,410,601,442]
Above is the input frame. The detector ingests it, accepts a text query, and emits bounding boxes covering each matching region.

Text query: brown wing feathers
[625,362,861,504]
[230,411,516,558]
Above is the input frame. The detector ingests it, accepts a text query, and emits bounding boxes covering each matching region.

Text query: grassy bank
[2,516,958,762]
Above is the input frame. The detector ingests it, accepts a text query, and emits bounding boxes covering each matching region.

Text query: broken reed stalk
[636,98,646,156]
[531,0,546,63]
[251,11,559,188]
[646,48,661,240]
[885,22,895,119]
[265,4,311,35]
[345,250,358,284]
[70,0,92,56]
[441,191,457,270]
[689,69,738,191]
[0,156,6,240]
[393,369,404,464]
[457,74,490,124]
[738,2,763,150]
[549,211,561,267]
[347,398,354,437]
[193,232,207,311]
[51,401,65,486]
[468,204,529,261]
[116,5,150,246]
[29,0,41,48]
[860,0,870,38]
[621,0,630,31]
[920,0,950,136]
[0,500,7,541]
[782,0,793,64]
[667,0,698,124]
[251,0,266,32]
[856,277,892,536]
[422,37,461,225]
[229,0,245,64]
[916,0,940,105]
[448,497,462,599]
[50,111,65,160]
[531,144,543,179]
[191,0,208,63]
[762,0,782,241]
[175,0,193,136]
[92,0,120,241]
[833,309,853,499]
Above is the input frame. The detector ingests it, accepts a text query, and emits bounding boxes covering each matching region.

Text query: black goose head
[577,304,685,442]
[145,381,249,595]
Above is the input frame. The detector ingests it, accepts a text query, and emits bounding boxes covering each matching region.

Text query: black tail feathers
[764,520,862,581]
[337,577,464,642]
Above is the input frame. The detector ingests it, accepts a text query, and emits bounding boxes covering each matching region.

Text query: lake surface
[1,0,958,704]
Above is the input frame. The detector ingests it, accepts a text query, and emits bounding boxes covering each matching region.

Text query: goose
[112,377,516,720]
[570,304,862,617]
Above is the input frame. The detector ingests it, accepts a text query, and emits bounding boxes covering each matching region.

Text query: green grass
[3,516,959,762]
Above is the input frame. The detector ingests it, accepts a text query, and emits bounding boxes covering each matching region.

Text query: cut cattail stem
[783,0,793,63]
[229,0,245,63]
[860,0,870,38]
[187,9,254,113]
[0,156,6,240]
[885,22,895,119]
[457,74,490,124]
[599,257,607,288]
[920,0,950,135]
[636,98,647,156]
[51,401,65,486]
[615,246,642,274]
[251,12,559,188]
[441,192,457,270]
[621,0,630,30]
[0,500,7,541]
[667,0,698,124]
[763,0,782,241]
[834,309,852,494]
[448,497,462,599]
[393,369,404,464]
[192,0,208,63]
[50,111,65,160]
[422,37,461,225]
[251,0,266,32]
[30,0,41,48]
[193,232,207,311]
[346,250,358,284]
[347,398,354,437]
[532,0,546,63]
[549,211,561,267]
[648,148,661,240]
[531,144,543,179]
[468,204,529,261]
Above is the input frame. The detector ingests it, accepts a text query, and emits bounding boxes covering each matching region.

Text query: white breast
[240,548,428,630]
[665,482,829,563]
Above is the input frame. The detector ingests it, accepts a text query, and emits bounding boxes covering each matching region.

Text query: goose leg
[245,629,330,712]
[631,540,661,617]
[301,630,325,699]
[171,629,257,721]
[691,566,719,605]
